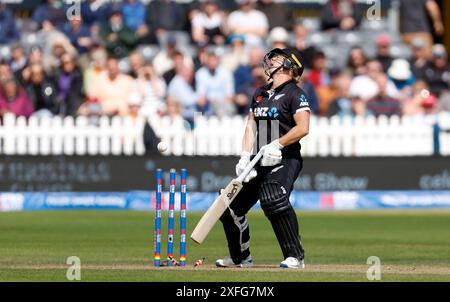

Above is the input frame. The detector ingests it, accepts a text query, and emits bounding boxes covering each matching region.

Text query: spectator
[438,91,450,112]
[328,74,363,117]
[147,0,188,41]
[227,0,269,47]
[27,46,44,66]
[366,74,402,117]
[86,57,135,116]
[221,34,247,73]
[409,37,430,79]
[307,51,330,89]
[62,16,95,56]
[349,59,399,101]
[193,41,209,71]
[0,79,34,118]
[54,53,84,116]
[346,46,367,76]
[267,27,289,50]
[257,0,293,30]
[32,0,68,31]
[153,36,193,77]
[195,47,235,116]
[403,80,436,116]
[292,21,318,70]
[41,32,78,75]
[375,33,394,73]
[9,44,28,74]
[168,64,208,122]
[17,47,44,86]
[125,92,161,154]
[83,46,108,96]
[420,93,438,115]
[421,44,450,97]
[387,59,415,97]
[24,63,58,116]
[0,3,19,44]
[128,51,145,79]
[320,0,363,31]
[191,0,226,46]
[234,47,265,96]
[235,65,267,115]
[164,96,185,121]
[234,47,265,114]
[80,0,111,28]
[316,68,341,116]
[121,0,150,42]
[399,0,444,56]
[136,63,167,117]
[100,9,138,58]
[0,60,13,84]
[162,50,186,85]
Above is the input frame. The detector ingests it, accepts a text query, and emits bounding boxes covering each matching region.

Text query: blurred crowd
[0,0,449,124]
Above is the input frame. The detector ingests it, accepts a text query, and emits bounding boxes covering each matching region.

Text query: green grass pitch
[1,210,450,281]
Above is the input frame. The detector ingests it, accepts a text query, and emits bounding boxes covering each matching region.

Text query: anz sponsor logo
[299,94,309,107]
[253,107,279,119]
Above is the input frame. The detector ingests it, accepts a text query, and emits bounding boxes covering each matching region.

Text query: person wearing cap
[403,81,437,116]
[422,44,450,97]
[267,26,289,50]
[375,33,394,73]
[221,33,247,73]
[410,37,430,79]
[387,59,415,94]
[216,47,310,269]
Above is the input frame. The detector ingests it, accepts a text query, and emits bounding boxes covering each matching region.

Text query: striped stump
[180,169,187,266]
[154,169,162,267]
[166,169,176,266]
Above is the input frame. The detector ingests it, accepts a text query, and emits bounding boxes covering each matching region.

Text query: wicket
[154,168,187,267]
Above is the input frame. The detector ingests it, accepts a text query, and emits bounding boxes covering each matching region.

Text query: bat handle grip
[236,148,264,183]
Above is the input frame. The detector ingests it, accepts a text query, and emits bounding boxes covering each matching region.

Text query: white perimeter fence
[1,113,450,157]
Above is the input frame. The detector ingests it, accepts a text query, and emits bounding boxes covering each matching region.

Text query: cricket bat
[190,149,264,244]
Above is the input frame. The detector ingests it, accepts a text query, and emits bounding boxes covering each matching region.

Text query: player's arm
[242,112,256,153]
[278,111,310,147]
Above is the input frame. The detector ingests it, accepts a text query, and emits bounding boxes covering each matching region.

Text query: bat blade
[190,179,243,244]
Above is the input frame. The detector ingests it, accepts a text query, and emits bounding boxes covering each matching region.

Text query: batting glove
[260,140,283,167]
[235,151,257,183]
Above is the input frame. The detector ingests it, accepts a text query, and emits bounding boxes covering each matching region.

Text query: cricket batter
[216,48,310,269]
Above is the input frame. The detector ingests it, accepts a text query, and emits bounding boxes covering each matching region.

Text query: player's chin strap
[268,65,283,80]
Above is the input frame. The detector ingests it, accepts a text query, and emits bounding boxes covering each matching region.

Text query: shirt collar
[265,79,296,93]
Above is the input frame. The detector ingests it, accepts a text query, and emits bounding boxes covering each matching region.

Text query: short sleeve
[290,91,311,114]
[249,95,256,113]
